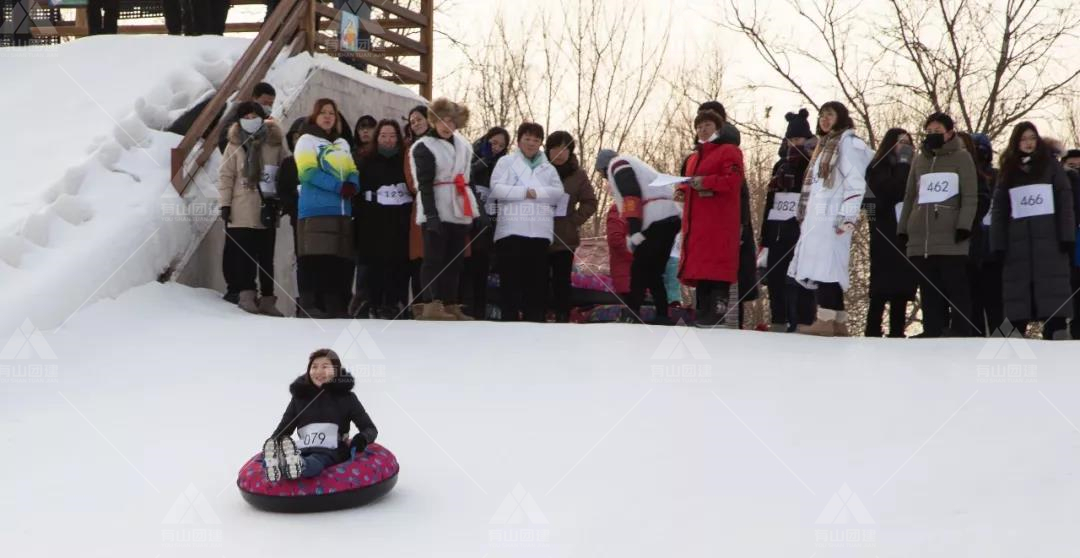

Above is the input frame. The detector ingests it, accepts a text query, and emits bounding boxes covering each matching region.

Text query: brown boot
[417,300,456,321]
[834,311,850,337]
[238,290,260,314]
[257,295,284,317]
[445,304,474,321]
[798,308,837,337]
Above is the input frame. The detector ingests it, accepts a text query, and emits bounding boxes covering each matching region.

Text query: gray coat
[989,159,1076,321]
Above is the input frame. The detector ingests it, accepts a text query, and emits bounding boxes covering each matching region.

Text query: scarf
[797,130,843,220]
[239,125,268,189]
[554,152,580,180]
[524,151,547,170]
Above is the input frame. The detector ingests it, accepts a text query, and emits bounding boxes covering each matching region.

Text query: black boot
[695,291,728,329]
[296,292,328,319]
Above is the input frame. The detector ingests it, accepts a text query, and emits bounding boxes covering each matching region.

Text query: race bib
[376,183,413,206]
[296,423,339,450]
[918,172,959,204]
[259,165,279,196]
[555,193,571,217]
[1009,183,1054,220]
[767,192,799,221]
[894,202,904,223]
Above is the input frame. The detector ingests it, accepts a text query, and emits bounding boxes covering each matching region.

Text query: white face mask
[260,103,273,117]
[240,117,264,134]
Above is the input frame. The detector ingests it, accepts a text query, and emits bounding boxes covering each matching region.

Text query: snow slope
[2,282,1078,557]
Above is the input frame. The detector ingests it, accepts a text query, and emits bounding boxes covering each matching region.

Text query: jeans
[301,453,337,479]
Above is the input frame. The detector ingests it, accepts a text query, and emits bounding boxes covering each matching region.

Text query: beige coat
[218,121,289,229]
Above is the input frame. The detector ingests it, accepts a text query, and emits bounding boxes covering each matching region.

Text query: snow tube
[237,443,399,513]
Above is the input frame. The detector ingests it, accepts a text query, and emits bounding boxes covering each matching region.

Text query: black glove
[220,206,231,224]
[424,215,443,236]
[897,233,908,246]
[350,434,368,453]
[955,228,971,243]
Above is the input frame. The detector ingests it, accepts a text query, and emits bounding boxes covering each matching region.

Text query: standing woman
[546,131,598,323]
[863,128,917,337]
[761,109,816,332]
[409,98,478,320]
[676,107,744,328]
[990,122,1076,339]
[218,102,289,316]
[349,114,379,318]
[403,105,430,309]
[294,98,360,319]
[357,119,413,319]
[463,126,510,319]
[968,133,1003,335]
[488,123,566,322]
[787,101,874,336]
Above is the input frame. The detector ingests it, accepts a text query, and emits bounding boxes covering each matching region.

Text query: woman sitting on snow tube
[238,348,398,512]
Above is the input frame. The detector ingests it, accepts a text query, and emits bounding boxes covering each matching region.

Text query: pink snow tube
[237,443,399,513]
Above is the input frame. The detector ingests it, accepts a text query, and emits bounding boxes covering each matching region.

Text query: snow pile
[0,36,423,335]
[1,282,1078,557]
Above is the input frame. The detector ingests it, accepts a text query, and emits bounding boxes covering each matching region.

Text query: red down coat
[677,138,744,285]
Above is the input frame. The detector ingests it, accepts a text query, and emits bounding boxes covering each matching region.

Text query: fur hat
[427,98,470,130]
[595,148,618,173]
[784,109,813,139]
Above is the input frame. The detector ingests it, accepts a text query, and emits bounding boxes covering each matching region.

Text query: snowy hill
[2,282,1078,557]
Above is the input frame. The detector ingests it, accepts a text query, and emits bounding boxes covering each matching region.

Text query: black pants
[496,236,551,322]
[815,282,845,312]
[866,294,909,337]
[163,0,182,34]
[223,227,276,296]
[1072,276,1080,339]
[297,255,352,303]
[548,249,574,321]
[367,259,410,310]
[87,0,119,34]
[912,255,973,337]
[408,258,423,303]
[971,261,1005,336]
[784,278,816,329]
[628,217,680,319]
[421,223,468,304]
[695,280,732,326]
[461,238,492,319]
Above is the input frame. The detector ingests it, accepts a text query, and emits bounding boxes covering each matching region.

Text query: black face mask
[923,133,946,151]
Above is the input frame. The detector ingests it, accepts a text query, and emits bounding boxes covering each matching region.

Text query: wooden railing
[167,0,432,195]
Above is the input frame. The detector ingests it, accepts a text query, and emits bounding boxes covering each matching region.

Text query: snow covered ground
[2,282,1079,557]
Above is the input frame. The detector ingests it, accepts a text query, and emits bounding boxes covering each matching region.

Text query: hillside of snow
[2,282,1078,557]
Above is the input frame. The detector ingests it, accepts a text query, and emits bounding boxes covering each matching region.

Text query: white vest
[606,155,681,230]
[409,132,477,225]
[488,150,567,242]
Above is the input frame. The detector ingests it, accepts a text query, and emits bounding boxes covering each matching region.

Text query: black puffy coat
[354,149,412,265]
[864,156,917,297]
[761,146,811,282]
[272,371,379,461]
[990,159,1076,321]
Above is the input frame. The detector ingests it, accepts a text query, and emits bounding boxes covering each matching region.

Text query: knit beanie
[784,109,813,139]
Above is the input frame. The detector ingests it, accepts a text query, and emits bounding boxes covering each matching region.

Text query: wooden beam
[365,0,428,28]
[420,0,433,99]
[363,19,426,54]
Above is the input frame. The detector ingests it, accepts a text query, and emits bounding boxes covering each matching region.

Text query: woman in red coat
[678,107,745,328]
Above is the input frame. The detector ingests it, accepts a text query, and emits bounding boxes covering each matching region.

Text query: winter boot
[296,292,328,319]
[348,294,370,319]
[324,293,349,319]
[257,295,284,317]
[768,323,787,333]
[834,311,850,337]
[377,305,401,320]
[798,308,838,337]
[279,437,305,481]
[445,304,474,321]
[695,291,729,329]
[262,437,283,483]
[223,290,240,304]
[417,300,456,321]
[238,290,260,314]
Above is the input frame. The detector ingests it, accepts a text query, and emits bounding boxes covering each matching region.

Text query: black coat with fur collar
[272,371,378,459]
